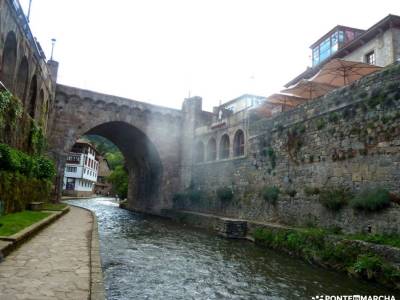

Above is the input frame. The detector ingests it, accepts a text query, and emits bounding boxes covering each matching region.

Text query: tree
[107,165,128,199]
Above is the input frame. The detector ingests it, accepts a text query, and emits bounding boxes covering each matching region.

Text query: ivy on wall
[0,88,55,214]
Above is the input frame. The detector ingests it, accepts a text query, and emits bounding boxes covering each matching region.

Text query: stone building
[62,139,99,197]
[218,94,265,114]
[285,14,400,87]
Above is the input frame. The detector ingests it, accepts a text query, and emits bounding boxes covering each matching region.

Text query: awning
[281,79,336,100]
[310,58,382,87]
[267,93,307,109]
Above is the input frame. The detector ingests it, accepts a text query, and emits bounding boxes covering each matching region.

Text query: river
[65,197,397,300]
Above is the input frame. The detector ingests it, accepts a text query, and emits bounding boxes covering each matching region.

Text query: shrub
[350,188,391,212]
[34,156,56,179]
[0,143,55,180]
[262,186,280,204]
[328,112,340,123]
[187,190,202,203]
[304,186,320,196]
[351,254,384,280]
[319,187,352,211]
[0,171,52,214]
[285,189,297,198]
[315,119,326,130]
[172,192,186,209]
[216,186,233,203]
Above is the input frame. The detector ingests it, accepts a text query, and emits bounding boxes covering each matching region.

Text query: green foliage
[346,233,400,249]
[253,227,325,260]
[328,112,340,123]
[319,187,352,211]
[29,119,46,155]
[315,118,326,130]
[267,147,276,169]
[85,135,119,156]
[172,192,186,209]
[108,165,128,199]
[85,135,128,197]
[0,143,55,180]
[303,186,320,196]
[171,186,204,208]
[0,171,53,214]
[285,189,297,198]
[350,188,391,212]
[0,210,51,236]
[253,227,400,288]
[216,186,233,203]
[187,189,202,203]
[0,90,12,126]
[351,254,385,279]
[261,186,280,204]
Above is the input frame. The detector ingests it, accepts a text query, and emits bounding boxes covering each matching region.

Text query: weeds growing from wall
[319,187,352,211]
[261,186,280,204]
[216,186,233,203]
[350,188,391,212]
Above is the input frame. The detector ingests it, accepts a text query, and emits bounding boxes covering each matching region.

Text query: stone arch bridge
[48,84,200,213]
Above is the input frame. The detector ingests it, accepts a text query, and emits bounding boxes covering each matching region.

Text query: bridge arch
[1,31,17,89]
[15,56,29,101]
[49,85,183,213]
[75,122,163,210]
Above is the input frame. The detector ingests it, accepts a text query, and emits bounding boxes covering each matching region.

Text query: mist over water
[66,198,397,300]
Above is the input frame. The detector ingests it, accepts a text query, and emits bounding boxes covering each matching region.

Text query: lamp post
[50,38,56,60]
[27,0,33,23]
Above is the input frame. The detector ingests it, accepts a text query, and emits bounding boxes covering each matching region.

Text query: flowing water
[65,197,397,300]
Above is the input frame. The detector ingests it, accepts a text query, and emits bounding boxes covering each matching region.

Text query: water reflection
[65,197,397,300]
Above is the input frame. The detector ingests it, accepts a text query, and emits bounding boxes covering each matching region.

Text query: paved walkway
[0,206,93,300]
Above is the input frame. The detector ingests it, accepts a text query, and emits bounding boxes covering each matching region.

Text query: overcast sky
[20,0,400,111]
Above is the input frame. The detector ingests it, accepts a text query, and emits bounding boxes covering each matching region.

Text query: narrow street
[0,206,92,300]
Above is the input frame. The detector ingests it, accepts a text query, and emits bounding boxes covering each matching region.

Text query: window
[194,141,205,163]
[67,155,80,163]
[219,134,230,159]
[312,47,320,66]
[331,32,338,53]
[206,138,217,161]
[365,51,376,65]
[233,130,245,157]
[319,37,331,62]
[66,178,75,190]
[66,166,77,173]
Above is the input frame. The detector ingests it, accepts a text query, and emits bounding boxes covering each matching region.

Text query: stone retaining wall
[188,63,400,234]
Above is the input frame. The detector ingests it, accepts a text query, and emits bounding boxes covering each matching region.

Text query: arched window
[27,75,37,118]
[219,134,230,159]
[194,141,204,163]
[1,31,17,89]
[206,138,216,161]
[233,129,245,157]
[15,57,29,102]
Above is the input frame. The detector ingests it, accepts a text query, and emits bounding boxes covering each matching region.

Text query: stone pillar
[47,60,58,89]
[180,96,202,189]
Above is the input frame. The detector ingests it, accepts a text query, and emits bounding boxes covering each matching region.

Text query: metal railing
[9,0,46,60]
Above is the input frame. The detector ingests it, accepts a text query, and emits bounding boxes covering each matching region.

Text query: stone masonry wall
[187,62,400,234]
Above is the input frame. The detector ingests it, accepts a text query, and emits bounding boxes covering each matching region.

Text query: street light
[50,38,56,60]
[27,0,33,23]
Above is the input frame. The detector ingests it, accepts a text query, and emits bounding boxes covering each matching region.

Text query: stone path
[0,206,93,300]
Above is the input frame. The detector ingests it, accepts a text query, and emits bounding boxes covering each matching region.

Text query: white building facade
[63,140,99,197]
